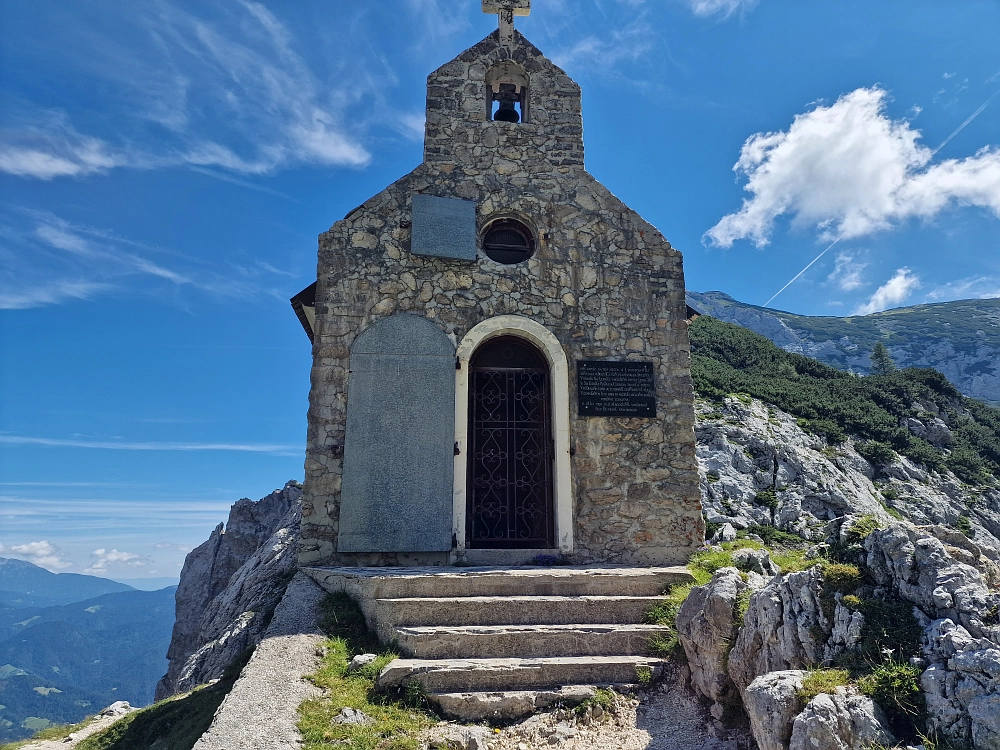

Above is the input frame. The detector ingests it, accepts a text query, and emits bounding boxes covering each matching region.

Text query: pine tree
[870,342,896,375]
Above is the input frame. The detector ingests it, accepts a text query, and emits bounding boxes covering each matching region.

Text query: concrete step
[392,623,669,659]
[376,656,665,693]
[426,686,598,722]
[304,565,691,600]
[373,595,664,635]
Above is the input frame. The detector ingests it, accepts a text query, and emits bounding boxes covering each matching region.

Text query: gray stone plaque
[338,315,457,553]
[577,360,656,417]
[410,193,477,261]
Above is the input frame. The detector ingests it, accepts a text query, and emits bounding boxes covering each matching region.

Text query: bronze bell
[493,83,520,123]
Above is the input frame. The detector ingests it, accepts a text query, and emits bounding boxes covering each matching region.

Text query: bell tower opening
[486,62,529,124]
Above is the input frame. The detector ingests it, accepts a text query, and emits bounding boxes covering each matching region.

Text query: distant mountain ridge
[0,585,175,741]
[686,292,1000,405]
[0,558,134,608]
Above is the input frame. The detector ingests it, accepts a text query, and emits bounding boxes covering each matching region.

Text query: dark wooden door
[467,337,554,549]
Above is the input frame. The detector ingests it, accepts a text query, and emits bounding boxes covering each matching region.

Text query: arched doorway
[467,336,554,549]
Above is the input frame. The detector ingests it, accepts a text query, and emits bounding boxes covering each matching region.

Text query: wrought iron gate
[467,339,554,549]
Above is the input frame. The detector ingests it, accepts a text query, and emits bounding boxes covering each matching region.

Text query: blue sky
[1,0,998,579]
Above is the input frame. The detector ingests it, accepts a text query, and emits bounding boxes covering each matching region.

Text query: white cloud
[705,87,1000,247]
[551,20,656,71]
[827,252,867,291]
[0,541,72,571]
[925,275,1000,302]
[0,112,125,180]
[84,548,150,575]
[686,0,759,18]
[0,435,300,455]
[853,267,920,315]
[0,1,371,180]
[0,207,297,310]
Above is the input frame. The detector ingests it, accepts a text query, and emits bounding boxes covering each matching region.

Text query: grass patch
[858,660,925,742]
[298,594,435,750]
[739,524,808,547]
[0,718,93,750]
[771,549,815,573]
[845,515,884,544]
[687,549,736,584]
[734,588,753,623]
[575,688,617,717]
[75,650,253,750]
[798,668,851,702]
[635,666,653,685]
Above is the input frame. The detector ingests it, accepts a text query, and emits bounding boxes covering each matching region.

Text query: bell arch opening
[486,61,529,123]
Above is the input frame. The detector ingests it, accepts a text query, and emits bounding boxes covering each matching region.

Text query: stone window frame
[452,315,574,556]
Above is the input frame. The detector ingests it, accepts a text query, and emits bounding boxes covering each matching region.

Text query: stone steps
[374,595,665,632]
[304,565,694,719]
[304,565,690,600]
[375,656,665,693]
[392,623,670,659]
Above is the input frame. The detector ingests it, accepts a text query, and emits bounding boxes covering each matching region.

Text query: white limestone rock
[675,567,755,704]
[864,522,999,639]
[743,670,806,750]
[727,567,829,694]
[731,548,780,576]
[695,398,1000,558]
[788,687,895,750]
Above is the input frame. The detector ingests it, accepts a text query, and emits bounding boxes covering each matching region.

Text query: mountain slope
[686,291,1000,405]
[0,559,135,608]
[0,587,175,742]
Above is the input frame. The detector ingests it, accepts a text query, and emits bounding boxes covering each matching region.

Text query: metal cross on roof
[482,0,530,45]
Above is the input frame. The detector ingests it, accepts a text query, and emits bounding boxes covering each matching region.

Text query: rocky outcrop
[727,567,829,693]
[865,522,999,640]
[696,397,1000,556]
[788,688,895,750]
[697,399,892,540]
[743,671,806,750]
[156,482,302,699]
[675,568,752,706]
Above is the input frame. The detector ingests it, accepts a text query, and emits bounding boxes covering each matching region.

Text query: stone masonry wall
[300,30,703,567]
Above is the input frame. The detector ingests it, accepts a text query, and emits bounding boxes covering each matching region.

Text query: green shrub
[955,515,973,537]
[739,524,808,547]
[798,669,851,702]
[845,514,883,544]
[689,316,1000,486]
[753,489,778,511]
[821,563,863,593]
[858,661,925,741]
[857,440,896,466]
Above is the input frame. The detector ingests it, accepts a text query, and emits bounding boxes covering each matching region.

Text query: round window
[481,218,535,265]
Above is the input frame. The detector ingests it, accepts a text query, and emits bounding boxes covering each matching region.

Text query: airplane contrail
[932,88,1000,156]
[763,236,842,308]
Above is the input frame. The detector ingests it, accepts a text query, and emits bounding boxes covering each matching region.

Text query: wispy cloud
[0,540,72,571]
[0,1,372,180]
[551,19,657,71]
[925,275,1000,302]
[854,267,920,315]
[706,87,1000,248]
[685,0,759,19]
[0,435,300,455]
[84,547,151,575]
[0,206,298,309]
[828,252,867,292]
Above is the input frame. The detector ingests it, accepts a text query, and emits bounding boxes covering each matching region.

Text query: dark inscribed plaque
[577,360,656,417]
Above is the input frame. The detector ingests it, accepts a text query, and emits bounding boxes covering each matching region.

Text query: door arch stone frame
[453,315,573,556]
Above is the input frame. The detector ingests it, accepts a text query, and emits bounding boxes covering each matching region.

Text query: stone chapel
[292,0,704,569]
